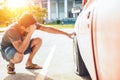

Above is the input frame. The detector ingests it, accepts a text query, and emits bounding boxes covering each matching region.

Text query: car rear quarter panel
[93,0,120,80]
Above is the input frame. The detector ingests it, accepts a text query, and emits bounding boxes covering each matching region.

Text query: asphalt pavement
[0,29,91,80]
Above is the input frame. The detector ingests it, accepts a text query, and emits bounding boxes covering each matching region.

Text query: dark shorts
[1,40,33,61]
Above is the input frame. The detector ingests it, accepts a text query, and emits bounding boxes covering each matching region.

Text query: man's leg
[7,62,16,74]
[26,38,42,69]
[4,46,24,74]
[8,52,24,74]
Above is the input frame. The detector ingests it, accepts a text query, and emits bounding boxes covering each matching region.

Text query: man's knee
[32,38,42,46]
[35,38,42,44]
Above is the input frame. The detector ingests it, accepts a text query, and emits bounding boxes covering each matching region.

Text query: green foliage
[44,24,74,29]
[0,4,47,26]
[0,7,14,26]
[27,4,47,23]
[56,19,61,24]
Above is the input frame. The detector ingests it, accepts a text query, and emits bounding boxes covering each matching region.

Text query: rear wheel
[73,37,89,76]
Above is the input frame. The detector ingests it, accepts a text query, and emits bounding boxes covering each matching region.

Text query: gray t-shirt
[1,23,22,49]
[1,22,41,49]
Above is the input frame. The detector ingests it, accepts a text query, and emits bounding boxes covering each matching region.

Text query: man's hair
[18,12,37,28]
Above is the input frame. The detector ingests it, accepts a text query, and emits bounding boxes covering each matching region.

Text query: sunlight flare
[6,0,26,8]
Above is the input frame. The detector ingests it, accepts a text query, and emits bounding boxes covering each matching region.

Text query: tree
[0,4,47,26]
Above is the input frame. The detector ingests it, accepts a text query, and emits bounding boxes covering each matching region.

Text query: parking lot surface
[0,29,91,80]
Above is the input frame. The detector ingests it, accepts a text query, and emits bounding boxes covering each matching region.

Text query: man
[0,13,75,74]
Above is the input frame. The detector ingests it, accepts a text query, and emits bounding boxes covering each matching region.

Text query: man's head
[18,12,37,28]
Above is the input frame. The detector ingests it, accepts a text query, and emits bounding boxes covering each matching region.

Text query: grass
[0,24,75,29]
[44,24,75,29]
[0,24,75,32]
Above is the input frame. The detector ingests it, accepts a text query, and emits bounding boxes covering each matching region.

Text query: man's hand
[68,32,76,39]
[27,24,36,34]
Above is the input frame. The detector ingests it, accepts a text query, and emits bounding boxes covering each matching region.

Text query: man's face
[20,24,36,35]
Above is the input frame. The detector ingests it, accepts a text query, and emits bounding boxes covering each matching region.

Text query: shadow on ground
[4,73,36,80]
[4,70,53,80]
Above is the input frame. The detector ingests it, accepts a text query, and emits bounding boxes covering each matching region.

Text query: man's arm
[36,23,75,38]
[12,26,36,53]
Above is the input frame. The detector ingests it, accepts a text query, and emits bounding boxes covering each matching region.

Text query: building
[0,0,82,23]
[40,0,82,21]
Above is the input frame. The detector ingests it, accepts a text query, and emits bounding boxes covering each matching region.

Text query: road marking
[36,45,56,80]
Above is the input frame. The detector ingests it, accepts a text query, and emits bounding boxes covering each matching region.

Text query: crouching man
[0,12,75,74]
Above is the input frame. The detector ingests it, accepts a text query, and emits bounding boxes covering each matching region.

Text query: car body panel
[74,0,97,80]
[93,0,120,80]
[74,0,120,80]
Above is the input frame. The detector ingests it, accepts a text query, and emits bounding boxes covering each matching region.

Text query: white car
[73,0,120,80]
